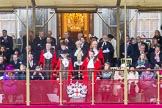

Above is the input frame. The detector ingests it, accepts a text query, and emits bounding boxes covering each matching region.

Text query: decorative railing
[0,69,161,105]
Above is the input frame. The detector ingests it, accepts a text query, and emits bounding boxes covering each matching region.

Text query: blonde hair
[20,64,26,71]
[138,53,147,60]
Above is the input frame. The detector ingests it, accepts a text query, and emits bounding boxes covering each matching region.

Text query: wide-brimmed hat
[5,64,14,70]
[144,64,152,69]
[105,61,111,65]
[90,36,98,40]
[61,50,69,54]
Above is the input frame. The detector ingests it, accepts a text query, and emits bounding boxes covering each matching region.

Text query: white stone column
[93,13,103,40]
[160,12,162,33]
[16,10,21,37]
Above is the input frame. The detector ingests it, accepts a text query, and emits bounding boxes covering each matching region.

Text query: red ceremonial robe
[38,50,57,69]
[81,57,101,84]
[87,49,104,65]
[52,58,74,81]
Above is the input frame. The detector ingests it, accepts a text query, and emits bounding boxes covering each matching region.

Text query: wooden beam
[55,7,97,13]
[116,0,121,7]
[31,0,36,7]
[26,0,30,106]
[124,0,128,105]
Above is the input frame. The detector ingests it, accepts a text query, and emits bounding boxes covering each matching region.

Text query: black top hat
[105,61,111,65]
[61,50,69,54]
[108,34,114,39]
[90,36,98,40]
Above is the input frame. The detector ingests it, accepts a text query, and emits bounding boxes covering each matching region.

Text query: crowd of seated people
[0,29,161,81]
[0,29,160,103]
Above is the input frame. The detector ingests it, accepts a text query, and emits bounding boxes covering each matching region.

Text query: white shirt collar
[87,57,94,69]
[93,48,98,56]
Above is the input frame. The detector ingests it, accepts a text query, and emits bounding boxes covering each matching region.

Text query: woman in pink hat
[3,64,17,103]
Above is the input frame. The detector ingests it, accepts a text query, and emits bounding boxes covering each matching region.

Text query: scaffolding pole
[97,12,115,36]
[43,12,56,27]
[32,6,36,37]
[15,12,26,28]
[124,0,128,105]
[26,0,30,106]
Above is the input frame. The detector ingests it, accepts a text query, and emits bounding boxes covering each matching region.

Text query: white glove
[136,66,140,68]
[102,48,110,53]
[96,77,100,80]
[141,65,145,67]
[74,50,79,56]
[52,46,55,49]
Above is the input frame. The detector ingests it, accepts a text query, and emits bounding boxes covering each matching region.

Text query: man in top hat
[89,35,98,47]
[52,50,73,81]
[56,39,71,59]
